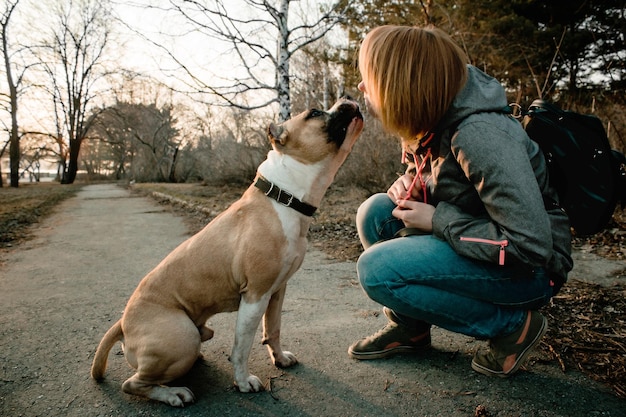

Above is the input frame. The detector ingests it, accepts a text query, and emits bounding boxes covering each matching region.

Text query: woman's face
[358,80,380,120]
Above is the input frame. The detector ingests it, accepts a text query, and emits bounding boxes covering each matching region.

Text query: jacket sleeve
[431,119,555,267]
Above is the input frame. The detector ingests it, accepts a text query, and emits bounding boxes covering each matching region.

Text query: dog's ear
[268,122,287,145]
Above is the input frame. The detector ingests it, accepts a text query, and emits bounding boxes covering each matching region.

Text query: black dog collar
[254,176,317,217]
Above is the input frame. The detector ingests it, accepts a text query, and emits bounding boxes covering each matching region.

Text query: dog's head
[267,97,363,164]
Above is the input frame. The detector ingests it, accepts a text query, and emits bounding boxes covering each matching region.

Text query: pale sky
[3,0,346,139]
[113,1,310,90]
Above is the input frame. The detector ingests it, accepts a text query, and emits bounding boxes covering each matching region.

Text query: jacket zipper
[459,237,509,265]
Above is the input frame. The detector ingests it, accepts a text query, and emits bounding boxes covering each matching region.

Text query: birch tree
[161,0,347,122]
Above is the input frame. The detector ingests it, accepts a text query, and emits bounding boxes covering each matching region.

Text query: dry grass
[0,183,81,249]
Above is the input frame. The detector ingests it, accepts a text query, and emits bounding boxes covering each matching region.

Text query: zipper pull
[459,237,509,266]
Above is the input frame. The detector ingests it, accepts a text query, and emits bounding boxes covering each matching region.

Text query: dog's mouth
[324,96,363,147]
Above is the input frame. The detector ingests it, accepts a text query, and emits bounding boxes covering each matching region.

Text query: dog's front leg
[262,283,297,368]
[231,293,270,392]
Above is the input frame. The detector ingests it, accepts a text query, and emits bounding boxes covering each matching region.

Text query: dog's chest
[274,204,309,243]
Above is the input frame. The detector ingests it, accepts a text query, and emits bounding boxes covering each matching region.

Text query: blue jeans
[356,193,554,339]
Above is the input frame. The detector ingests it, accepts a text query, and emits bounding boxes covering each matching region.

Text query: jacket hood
[437,65,508,131]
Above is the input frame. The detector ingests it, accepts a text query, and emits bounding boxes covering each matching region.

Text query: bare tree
[40,0,113,184]
[152,0,347,122]
[289,39,347,112]
[1,0,26,187]
[89,102,181,182]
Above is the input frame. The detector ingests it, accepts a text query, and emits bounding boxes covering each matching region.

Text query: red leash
[402,133,434,204]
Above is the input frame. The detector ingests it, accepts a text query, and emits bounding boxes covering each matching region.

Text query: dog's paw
[150,386,195,407]
[235,375,265,393]
[273,350,298,368]
[168,387,195,407]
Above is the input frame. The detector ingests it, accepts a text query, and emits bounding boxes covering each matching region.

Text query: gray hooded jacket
[415,66,573,282]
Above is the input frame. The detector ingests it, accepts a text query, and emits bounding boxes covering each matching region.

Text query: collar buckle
[277,189,294,207]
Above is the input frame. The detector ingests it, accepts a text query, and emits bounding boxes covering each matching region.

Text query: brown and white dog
[90,97,363,407]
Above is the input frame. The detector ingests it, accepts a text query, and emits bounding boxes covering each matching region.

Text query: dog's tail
[91,319,123,381]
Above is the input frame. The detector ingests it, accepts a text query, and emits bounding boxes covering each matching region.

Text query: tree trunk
[276,0,291,122]
[61,138,82,184]
[168,146,179,183]
[9,126,19,187]
[3,15,20,188]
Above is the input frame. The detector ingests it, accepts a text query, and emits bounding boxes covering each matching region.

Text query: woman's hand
[392,199,434,232]
[387,174,422,201]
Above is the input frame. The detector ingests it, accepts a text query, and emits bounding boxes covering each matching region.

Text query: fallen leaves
[541,279,626,397]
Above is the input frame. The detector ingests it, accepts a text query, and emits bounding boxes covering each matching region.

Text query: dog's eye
[306,109,325,119]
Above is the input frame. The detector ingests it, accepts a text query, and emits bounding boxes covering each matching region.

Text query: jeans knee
[356,193,400,247]
[356,250,384,296]
[356,193,391,223]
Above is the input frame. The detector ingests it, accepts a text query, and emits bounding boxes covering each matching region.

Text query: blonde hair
[359,25,469,142]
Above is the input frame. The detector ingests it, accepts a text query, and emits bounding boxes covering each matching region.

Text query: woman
[350,25,573,377]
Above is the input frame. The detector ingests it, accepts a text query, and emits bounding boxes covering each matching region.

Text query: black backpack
[521,99,626,236]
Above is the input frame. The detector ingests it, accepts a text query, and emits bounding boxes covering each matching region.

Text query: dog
[90,97,363,407]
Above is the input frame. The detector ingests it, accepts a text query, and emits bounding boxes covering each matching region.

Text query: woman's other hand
[392,199,434,232]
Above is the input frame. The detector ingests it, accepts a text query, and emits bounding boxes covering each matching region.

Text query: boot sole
[348,344,431,360]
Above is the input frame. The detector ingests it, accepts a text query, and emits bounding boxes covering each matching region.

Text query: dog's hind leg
[262,284,297,368]
[231,293,271,392]
[121,313,200,406]
[122,375,195,407]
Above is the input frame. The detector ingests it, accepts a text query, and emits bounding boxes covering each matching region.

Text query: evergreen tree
[337,0,625,103]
